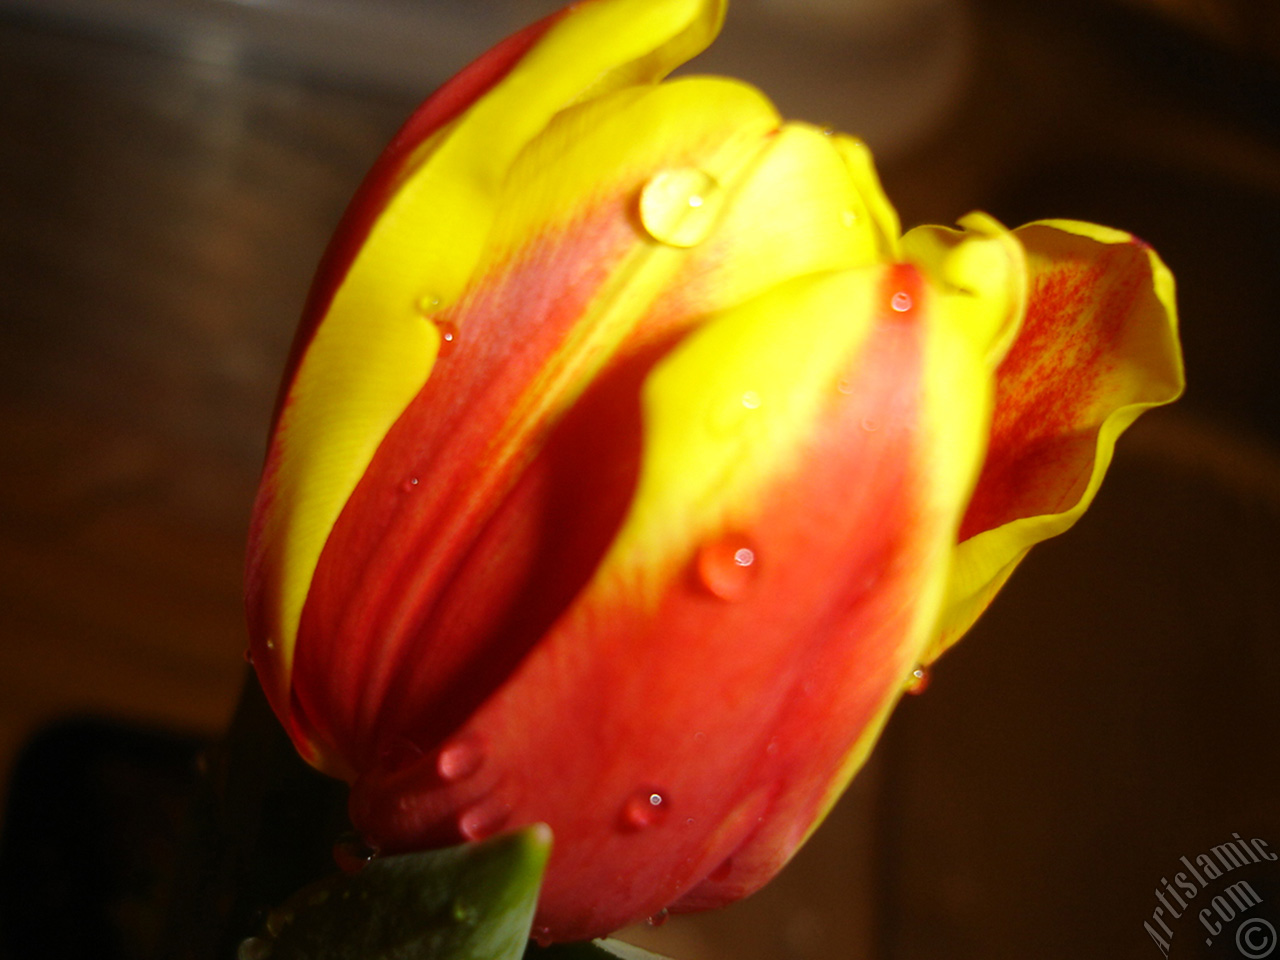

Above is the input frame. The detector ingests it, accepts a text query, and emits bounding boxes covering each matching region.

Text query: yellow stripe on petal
[929,219,1184,661]
[250,0,730,715]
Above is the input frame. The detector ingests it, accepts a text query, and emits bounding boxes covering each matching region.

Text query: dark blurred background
[0,0,1277,958]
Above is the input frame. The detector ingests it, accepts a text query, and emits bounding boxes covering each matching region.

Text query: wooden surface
[1,3,1278,959]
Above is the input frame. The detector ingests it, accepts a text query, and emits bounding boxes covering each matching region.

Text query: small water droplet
[890,291,913,312]
[638,168,721,247]
[265,638,275,651]
[710,856,734,882]
[238,937,272,960]
[459,799,510,842]
[451,897,479,925]
[433,319,459,357]
[861,417,879,432]
[837,377,854,395]
[532,925,554,948]
[696,534,759,601]
[907,665,930,695]
[242,647,254,664]
[333,835,380,874]
[415,293,441,314]
[619,789,668,831]
[646,908,670,928]
[740,390,761,410]
[841,209,859,227]
[436,735,484,783]
[401,476,420,493]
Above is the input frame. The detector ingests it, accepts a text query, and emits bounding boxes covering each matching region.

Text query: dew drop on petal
[619,789,668,831]
[639,168,721,247]
[451,897,479,925]
[415,293,442,315]
[433,319,459,357]
[333,835,380,874]
[841,209,859,228]
[436,736,484,783]
[646,908,670,928]
[907,665,930,695]
[741,390,761,410]
[401,476,420,493]
[861,417,879,432]
[459,799,510,842]
[836,377,854,395]
[697,534,759,601]
[890,291,913,313]
[532,926,554,948]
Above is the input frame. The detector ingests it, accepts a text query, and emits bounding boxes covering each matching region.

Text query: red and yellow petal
[928,219,1184,661]
[245,0,732,759]
[346,218,1022,938]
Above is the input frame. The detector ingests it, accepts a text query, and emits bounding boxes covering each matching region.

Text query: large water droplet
[906,665,930,695]
[619,789,668,831]
[333,835,380,874]
[696,534,759,601]
[638,168,721,247]
[459,799,510,842]
[436,736,484,783]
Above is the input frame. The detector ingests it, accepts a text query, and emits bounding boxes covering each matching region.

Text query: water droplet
[709,856,734,882]
[242,647,254,664]
[837,377,854,395]
[696,534,759,601]
[333,835,380,874]
[436,735,484,783]
[401,476,420,493]
[433,319,459,357]
[740,390,761,410]
[890,291,913,312]
[646,908,670,928]
[841,209,859,227]
[532,925,554,948]
[415,293,441,315]
[861,417,879,432]
[619,789,668,831]
[907,665,930,695]
[459,798,510,841]
[820,125,835,137]
[451,897,479,925]
[265,638,276,651]
[638,168,721,247]
[238,937,272,960]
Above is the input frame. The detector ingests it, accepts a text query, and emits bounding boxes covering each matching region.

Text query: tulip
[244,0,1183,943]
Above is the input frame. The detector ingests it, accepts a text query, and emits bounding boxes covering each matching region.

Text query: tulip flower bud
[245,0,1183,942]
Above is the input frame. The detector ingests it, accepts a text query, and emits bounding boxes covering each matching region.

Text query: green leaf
[526,938,678,960]
[238,824,552,960]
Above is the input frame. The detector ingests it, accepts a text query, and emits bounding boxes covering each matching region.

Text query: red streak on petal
[959,244,1141,541]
